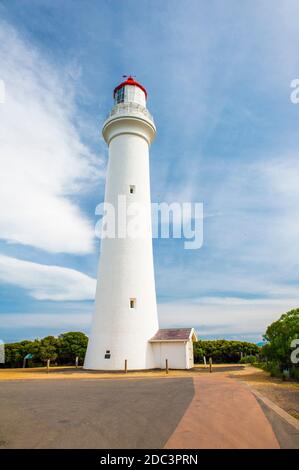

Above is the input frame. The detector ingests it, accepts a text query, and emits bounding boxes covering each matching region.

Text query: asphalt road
[257,398,299,450]
[0,376,298,449]
[0,378,194,449]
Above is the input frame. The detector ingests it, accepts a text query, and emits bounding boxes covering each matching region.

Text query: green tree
[38,336,59,365]
[58,332,88,365]
[22,339,41,362]
[263,308,299,369]
[4,342,24,367]
[193,339,260,363]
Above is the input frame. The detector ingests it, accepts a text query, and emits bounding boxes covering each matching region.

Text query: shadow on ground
[193,366,246,373]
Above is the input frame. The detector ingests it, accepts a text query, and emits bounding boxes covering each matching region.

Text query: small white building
[150,328,198,370]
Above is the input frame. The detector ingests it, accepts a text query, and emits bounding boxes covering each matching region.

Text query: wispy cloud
[159,295,299,340]
[1,312,91,330]
[0,255,96,301]
[0,310,92,342]
[0,20,103,254]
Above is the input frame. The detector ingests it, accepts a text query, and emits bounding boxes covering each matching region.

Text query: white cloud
[0,21,103,254]
[0,311,92,342]
[2,294,297,342]
[1,312,91,330]
[0,254,96,301]
[158,296,299,338]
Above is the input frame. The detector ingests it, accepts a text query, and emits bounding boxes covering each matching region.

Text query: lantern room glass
[114,85,146,107]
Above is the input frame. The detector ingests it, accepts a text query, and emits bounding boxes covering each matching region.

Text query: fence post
[75,356,79,368]
[209,357,212,373]
[125,359,128,374]
[165,358,169,374]
[47,359,50,374]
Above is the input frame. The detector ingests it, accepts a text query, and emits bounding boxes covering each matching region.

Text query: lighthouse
[84,76,159,370]
[84,77,197,371]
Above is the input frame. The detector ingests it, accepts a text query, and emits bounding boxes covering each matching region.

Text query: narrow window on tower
[129,185,135,194]
[130,298,136,309]
[115,87,124,104]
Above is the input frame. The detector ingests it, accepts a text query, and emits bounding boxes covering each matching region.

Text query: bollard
[165,358,169,374]
[125,359,128,374]
[47,359,50,374]
[75,356,79,368]
[209,357,212,373]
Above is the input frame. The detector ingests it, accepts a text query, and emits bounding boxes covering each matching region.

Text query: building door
[188,341,194,368]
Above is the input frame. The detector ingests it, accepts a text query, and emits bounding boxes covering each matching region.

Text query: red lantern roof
[113,76,147,99]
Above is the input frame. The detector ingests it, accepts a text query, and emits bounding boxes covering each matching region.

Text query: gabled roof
[149,328,197,342]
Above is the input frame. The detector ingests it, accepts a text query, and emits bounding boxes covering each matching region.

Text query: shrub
[290,366,299,381]
[194,340,260,364]
[239,355,257,364]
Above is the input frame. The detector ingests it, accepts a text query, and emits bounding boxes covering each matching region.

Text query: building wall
[186,340,194,368]
[84,122,159,370]
[152,342,191,369]
[151,340,195,369]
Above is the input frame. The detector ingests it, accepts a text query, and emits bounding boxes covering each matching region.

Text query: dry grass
[0,363,248,381]
[0,366,200,381]
[230,366,299,420]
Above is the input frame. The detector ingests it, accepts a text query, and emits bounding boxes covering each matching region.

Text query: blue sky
[0,0,299,343]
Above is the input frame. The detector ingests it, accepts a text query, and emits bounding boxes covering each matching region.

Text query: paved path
[165,375,280,448]
[0,375,297,448]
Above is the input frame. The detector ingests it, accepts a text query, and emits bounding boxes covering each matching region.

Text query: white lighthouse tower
[84,76,159,370]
